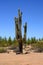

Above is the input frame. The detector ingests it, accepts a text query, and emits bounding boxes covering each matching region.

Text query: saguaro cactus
[18,9,23,53]
[18,9,22,38]
[15,9,23,53]
[15,17,19,39]
[14,9,27,54]
[24,22,27,47]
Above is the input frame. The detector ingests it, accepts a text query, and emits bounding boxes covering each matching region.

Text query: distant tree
[0,37,2,46]
[4,37,8,46]
[1,37,7,47]
[41,38,43,41]
[27,38,31,45]
[12,38,18,47]
[39,38,41,41]
[31,37,37,44]
[8,37,12,46]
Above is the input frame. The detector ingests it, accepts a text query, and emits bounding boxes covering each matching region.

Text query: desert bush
[32,41,43,52]
[0,47,7,53]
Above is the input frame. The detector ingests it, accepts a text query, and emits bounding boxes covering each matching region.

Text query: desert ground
[0,51,43,65]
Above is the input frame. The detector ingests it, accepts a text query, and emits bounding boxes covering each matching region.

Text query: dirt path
[0,52,43,65]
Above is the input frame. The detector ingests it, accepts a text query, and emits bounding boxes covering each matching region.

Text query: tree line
[0,36,43,52]
[0,36,18,47]
[0,36,43,47]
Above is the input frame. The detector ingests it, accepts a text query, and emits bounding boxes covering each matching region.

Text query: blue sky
[0,0,43,39]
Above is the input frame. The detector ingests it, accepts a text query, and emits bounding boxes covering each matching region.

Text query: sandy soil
[0,51,43,65]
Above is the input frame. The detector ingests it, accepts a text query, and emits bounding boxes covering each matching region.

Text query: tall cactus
[18,9,22,38]
[15,17,19,39]
[14,9,27,54]
[15,9,23,53]
[24,22,27,47]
